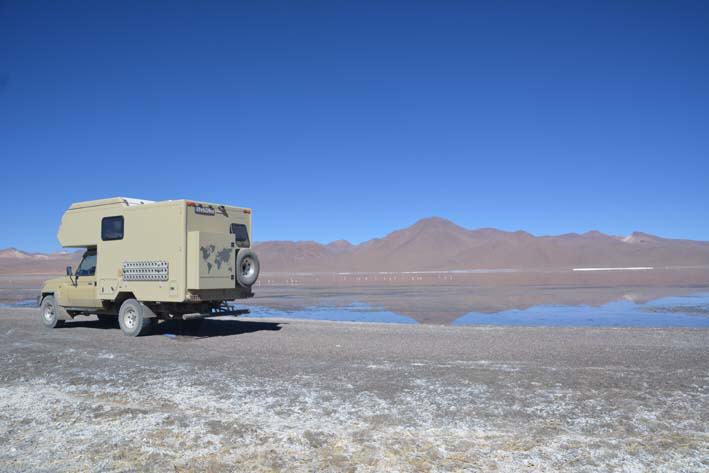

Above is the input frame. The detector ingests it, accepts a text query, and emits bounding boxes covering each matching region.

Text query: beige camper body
[39,197,260,336]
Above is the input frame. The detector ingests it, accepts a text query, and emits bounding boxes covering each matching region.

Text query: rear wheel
[40,295,65,329]
[118,299,154,337]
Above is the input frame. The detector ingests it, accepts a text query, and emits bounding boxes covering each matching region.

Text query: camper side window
[101,216,124,241]
[230,223,250,248]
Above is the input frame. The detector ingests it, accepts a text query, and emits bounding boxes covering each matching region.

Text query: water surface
[240,290,709,328]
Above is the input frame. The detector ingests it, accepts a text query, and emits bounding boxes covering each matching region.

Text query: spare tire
[236,249,260,288]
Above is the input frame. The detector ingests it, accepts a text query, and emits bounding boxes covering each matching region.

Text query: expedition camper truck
[39,198,260,336]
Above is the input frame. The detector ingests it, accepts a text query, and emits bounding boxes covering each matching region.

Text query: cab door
[59,250,101,308]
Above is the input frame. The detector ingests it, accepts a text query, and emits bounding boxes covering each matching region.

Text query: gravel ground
[1,307,707,472]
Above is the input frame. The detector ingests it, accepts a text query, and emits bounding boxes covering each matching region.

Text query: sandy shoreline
[1,307,707,471]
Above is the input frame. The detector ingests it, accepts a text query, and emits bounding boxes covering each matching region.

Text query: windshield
[76,252,97,276]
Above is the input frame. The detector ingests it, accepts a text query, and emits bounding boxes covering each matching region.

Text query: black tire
[118,299,154,337]
[236,249,260,288]
[40,295,65,329]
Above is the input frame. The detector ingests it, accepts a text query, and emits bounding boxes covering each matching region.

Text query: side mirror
[66,266,73,276]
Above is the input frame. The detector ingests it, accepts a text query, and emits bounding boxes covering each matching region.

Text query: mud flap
[140,302,158,319]
[55,305,73,321]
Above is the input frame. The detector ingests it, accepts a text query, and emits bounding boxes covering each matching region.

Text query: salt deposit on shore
[1,308,707,472]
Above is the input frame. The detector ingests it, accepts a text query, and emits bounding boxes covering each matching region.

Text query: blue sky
[1,1,708,252]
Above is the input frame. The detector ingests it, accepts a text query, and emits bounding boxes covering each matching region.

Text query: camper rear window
[230,223,250,248]
[102,216,124,241]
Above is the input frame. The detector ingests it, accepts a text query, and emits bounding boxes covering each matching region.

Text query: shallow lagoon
[240,290,709,328]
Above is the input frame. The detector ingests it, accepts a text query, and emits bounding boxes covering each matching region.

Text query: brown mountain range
[2,217,709,275]
[0,248,81,275]
[253,217,709,273]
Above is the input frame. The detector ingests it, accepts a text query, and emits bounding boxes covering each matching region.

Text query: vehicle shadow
[62,315,284,339]
[157,318,284,339]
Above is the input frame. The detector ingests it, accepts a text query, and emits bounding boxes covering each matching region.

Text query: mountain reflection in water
[238,285,709,327]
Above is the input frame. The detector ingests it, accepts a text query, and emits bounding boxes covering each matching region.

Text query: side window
[102,216,124,241]
[76,253,97,276]
[230,223,250,248]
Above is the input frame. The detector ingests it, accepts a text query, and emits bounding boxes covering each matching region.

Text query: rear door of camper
[185,202,252,290]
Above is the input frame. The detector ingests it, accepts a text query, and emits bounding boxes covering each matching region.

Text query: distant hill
[0,248,81,275]
[3,217,709,275]
[253,217,709,272]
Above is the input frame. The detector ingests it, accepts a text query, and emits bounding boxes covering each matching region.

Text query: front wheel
[40,295,65,329]
[118,299,154,337]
